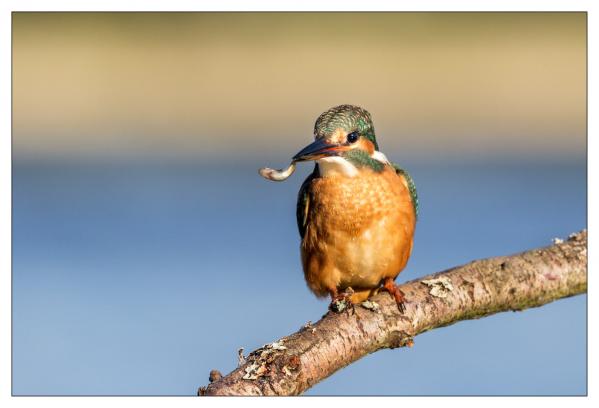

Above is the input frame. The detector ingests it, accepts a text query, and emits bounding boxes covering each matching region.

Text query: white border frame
[1,2,593,407]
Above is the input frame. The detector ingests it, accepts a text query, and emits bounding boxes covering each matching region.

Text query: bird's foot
[382,278,406,313]
[329,287,355,314]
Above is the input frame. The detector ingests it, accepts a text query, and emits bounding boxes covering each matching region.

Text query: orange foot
[329,287,355,314]
[382,278,406,313]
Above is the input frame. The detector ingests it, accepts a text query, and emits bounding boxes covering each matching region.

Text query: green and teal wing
[392,163,419,220]
[296,165,320,239]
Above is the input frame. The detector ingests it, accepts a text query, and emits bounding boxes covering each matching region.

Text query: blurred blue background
[12,155,587,395]
[12,13,586,395]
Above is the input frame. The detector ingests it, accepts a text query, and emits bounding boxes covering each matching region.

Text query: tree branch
[199,230,587,396]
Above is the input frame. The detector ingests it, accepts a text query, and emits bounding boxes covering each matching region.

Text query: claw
[382,278,407,313]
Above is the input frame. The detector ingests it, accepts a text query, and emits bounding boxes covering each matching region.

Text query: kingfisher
[261,104,418,312]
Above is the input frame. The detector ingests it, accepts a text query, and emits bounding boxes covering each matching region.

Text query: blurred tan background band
[12,12,586,159]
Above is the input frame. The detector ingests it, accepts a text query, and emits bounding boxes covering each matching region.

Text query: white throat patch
[317,157,358,177]
[317,150,390,177]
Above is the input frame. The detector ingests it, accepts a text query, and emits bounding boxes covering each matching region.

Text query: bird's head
[292,105,387,174]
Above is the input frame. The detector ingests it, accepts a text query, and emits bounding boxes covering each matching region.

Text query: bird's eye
[347,131,359,143]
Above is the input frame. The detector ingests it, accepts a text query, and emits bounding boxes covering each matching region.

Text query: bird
[293,104,418,312]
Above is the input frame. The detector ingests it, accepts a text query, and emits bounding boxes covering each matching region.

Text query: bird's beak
[292,139,344,162]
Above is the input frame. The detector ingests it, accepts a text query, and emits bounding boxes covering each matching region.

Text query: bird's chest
[307,170,404,238]
[301,168,415,292]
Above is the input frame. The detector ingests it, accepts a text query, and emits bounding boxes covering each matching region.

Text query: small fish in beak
[259,161,297,182]
[259,138,344,182]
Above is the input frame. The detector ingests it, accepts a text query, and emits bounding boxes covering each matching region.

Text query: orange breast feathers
[300,165,416,300]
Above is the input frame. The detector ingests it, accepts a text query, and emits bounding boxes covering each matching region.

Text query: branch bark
[200,230,587,396]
